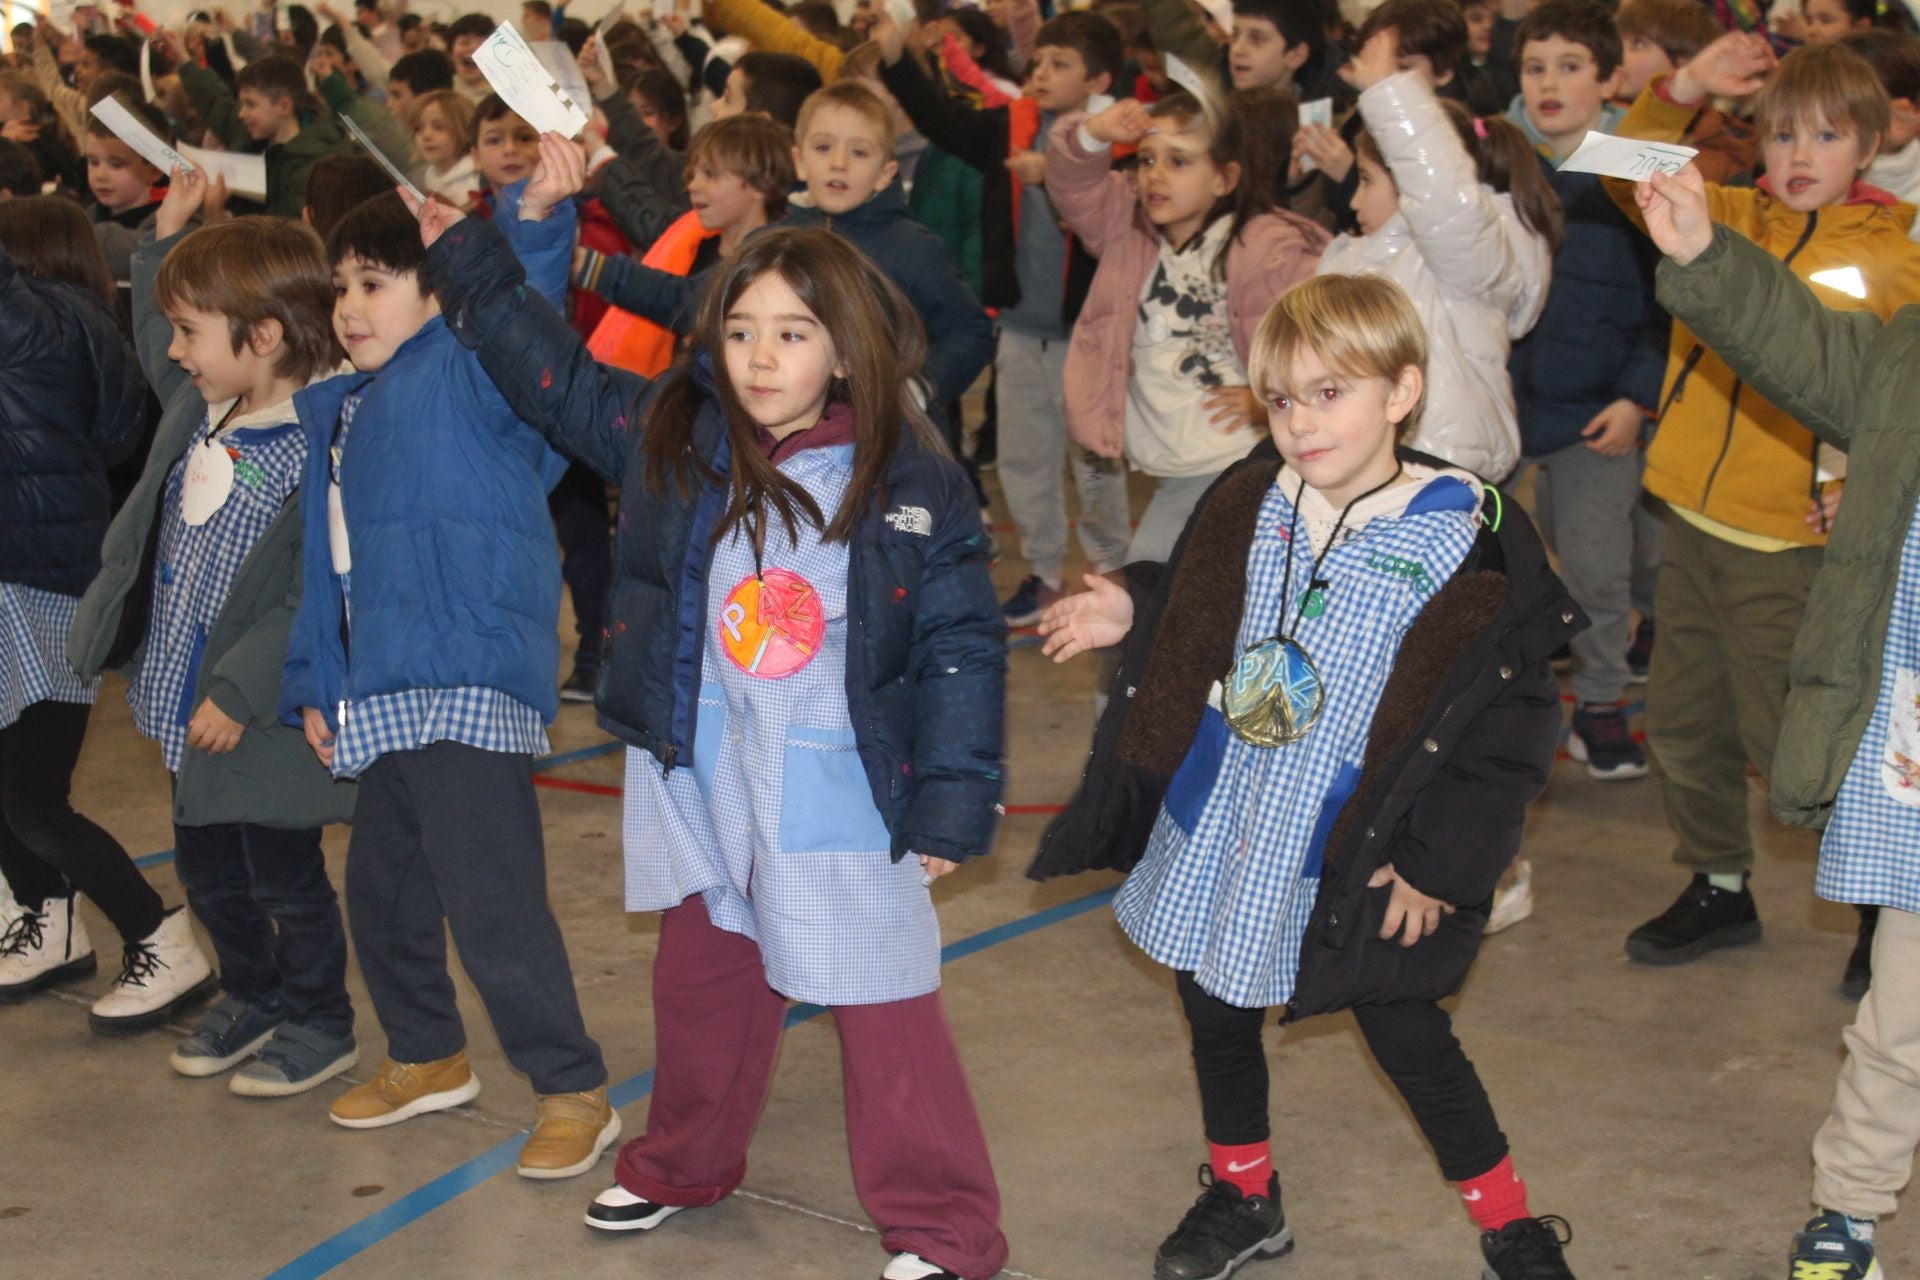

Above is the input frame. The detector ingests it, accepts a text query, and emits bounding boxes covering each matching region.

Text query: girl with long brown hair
[405,151,1008,1280]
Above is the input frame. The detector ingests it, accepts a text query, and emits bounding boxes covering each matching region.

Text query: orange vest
[585,210,717,378]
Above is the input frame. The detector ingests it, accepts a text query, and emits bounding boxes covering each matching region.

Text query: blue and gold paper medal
[1222,635,1324,747]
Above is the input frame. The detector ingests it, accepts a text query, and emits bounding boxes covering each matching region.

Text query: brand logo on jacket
[885,505,932,536]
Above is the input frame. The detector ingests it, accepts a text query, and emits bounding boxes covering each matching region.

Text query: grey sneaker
[169,996,283,1078]
[230,1022,359,1098]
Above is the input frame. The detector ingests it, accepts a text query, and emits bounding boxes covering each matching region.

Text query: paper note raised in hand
[338,110,425,202]
[1297,97,1333,173]
[90,95,189,177]
[177,144,269,200]
[475,21,590,139]
[1558,130,1698,181]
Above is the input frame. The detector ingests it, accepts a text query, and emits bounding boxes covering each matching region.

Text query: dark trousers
[548,462,613,669]
[616,896,1008,1280]
[0,699,162,943]
[172,821,352,1035]
[345,741,605,1094]
[1177,972,1509,1183]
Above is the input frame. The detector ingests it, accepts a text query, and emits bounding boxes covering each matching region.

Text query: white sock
[1707,873,1746,893]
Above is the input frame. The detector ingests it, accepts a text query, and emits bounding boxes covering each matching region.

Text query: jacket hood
[782,181,911,231]
[1503,95,1624,160]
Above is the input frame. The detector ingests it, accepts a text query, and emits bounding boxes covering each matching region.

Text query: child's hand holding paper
[1635,162,1713,266]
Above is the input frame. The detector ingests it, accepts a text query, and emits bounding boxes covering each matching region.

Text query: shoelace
[0,909,47,958]
[1491,1215,1574,1278]
[113,940,164,990]
[1792,1264,1858,1280]
[1164,1168,1268,1257]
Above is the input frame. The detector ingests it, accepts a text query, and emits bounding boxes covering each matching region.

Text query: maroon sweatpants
[615,895,1009,1280]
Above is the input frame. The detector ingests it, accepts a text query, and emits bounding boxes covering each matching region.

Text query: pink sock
[1209,1142,1273,1198]
[1459,1156,1530,1231]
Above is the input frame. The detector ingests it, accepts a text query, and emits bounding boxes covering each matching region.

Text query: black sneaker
[1567,702,1649,781]
[1625,874,1762,965]
[1480,1215,1574,1279]
[1788,1210,1880,1278]
[583,1183,686,1232]
[559,664,598,704]
[1842,905,1879,1001]
[1626,618,1655,683]
[1153,1166,1293,1280]
[1001,575,1059,627]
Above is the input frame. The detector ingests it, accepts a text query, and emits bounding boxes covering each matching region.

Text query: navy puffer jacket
[0,241,146,595]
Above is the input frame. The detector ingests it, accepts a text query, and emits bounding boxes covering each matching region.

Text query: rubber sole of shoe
[170,1025,279,1078]
[1152,1226,1295,1280]
[1625,919,1763,966]
[519,1113,622,1180]
[584,1197,687,1232]
[0,951,97,1002]
[558,687,596,704]
[1003,608,1044,628]
[230,1047,360,1098]
[329,1073,482,1129]
[1564,733,1651,780]
[88,972,218,1035]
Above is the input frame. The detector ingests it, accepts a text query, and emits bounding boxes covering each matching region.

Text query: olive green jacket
[1657,225,1920,829]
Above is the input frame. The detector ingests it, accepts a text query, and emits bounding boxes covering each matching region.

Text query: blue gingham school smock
[1115,473,1482,1009]
[1817,502,1920,915]
[621,443,940,1006]
[0,584,94,730]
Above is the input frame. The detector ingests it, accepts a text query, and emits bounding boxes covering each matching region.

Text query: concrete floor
[0,467,1901,1280]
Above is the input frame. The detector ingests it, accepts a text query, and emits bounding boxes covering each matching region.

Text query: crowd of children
[8,0,1920,1275]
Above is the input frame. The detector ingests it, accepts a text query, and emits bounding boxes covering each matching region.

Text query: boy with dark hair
[386,48,455,124]
[1356,0,1470,93]
[82,96,168,292]
[175,52,347,219]
[397,12,429,53]
[1457,0,1519,115]
[0,139,39,199]
[1846,28,1920,229]
[714,51,824,128]
[1615,0,1758,182]
[1504,0,1669,790]
[447,12,498,103]
[879,8,1134,624]
[282,145,615,1177]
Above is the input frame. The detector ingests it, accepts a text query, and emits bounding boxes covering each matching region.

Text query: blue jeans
[172,821,353,1035]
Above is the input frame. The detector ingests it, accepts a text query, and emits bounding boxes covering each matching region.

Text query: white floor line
[733,1188,1056,1280]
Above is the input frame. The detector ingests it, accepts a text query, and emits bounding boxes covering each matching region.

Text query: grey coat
[67,228,354,831]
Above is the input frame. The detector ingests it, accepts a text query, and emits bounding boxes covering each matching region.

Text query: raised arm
[317,69,417,172]
[1043,105,1148,259]
[877,35,1005,174]
[578,250,703,331]
[701,0,844,80]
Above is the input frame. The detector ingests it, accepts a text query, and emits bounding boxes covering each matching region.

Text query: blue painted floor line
[264,884,1119,1280]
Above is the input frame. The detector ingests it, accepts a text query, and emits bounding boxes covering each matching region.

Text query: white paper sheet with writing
[1558,130,1698,181]
[178,143,268,199]
[475,21,590,138]
[90,95,189,176]
[531,40,594,117]
[1297,96,1332,173]
[338,110,425,202]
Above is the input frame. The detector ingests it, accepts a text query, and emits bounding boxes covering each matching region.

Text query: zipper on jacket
[1699,210,1818,511]
[1654,344,1706,426]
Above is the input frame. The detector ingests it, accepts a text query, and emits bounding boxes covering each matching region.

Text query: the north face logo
[885,505,932,536]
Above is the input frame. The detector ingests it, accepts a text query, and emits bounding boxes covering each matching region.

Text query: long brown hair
[1355,101,1565,255]
[0,196,114,307]
[1144,86,1292,278]
[642,228,944,552]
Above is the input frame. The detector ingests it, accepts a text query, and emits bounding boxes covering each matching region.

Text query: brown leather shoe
[518,1086,620,1180]
[329,1051,480,1130]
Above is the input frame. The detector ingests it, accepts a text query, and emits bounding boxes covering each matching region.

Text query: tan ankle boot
[519,1086,620,1180]
[329,1050,480,1130]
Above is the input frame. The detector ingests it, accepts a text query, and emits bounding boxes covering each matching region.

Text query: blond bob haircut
[411,88,476,159]
[1752,41,1891,153]
[154,216,341,384]
[1247,274,1430,435]
[794,80,896,159]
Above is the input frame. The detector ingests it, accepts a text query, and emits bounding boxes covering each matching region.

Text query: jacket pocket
[175,625,209,726]
[779,725,892,853]
[1163,707,1228,834]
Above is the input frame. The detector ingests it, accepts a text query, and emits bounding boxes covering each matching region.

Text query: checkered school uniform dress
[0,584,95,730]
[1115,474,1482,1009]
[127,406,305,772]
[1818,504,1920,915]
[622,443,940,1006]
[325,393,549,781]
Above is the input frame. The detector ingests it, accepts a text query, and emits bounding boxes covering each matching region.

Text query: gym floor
[1,468,1893,1280]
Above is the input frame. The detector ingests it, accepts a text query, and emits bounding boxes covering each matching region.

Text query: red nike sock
[1459,1156,1530,1232]
[1208,1142,1273,1199]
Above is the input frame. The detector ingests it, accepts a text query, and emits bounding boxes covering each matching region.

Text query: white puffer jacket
[1317,72,1551,482]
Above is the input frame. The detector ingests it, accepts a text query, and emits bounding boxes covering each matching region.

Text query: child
[1615,0,1759,183]
[879,9,1136,625]
[471,94,542,208]
[1636,151,1920,1280]
[630,67,691,152]
[1032,272,1583,1280]
[82,94,167,292]
[173,52,345,218]
[1323,27,1556,482]
[1845,28,1920,233]
[1046,88,1328,562]
[1503,0,1669,786]
[0,140,38,199]
[1458,0,1520,116]
[410,87,481,205]
[0,71,83,196]
[0,196,216,1032]
[68,171,358,1095]
[710,50,824,126]
[413,172,1010,1280]
[522,0,555,44]
[385,48,455,125]
[1803,0,1876,43]
[1608,36,1920,982]
[303,154,395,242]
[445,13,498,104]
[280,149,613,1178]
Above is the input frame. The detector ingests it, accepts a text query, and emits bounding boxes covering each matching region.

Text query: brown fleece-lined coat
[1030,444,1586,1018]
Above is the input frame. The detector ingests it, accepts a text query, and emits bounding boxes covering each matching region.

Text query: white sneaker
[583,1183,687,1232]
[88,908,214,1033]
[0,875,22,929]
[0,895,97,999]
[881,1254,962,1280]
[1484,860,1535,936]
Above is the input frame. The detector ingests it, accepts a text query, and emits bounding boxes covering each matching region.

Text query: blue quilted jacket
[425,216,1008,863]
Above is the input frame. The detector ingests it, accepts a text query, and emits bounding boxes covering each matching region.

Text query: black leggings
[0,700,163,944]
[1177,972,1509,1183]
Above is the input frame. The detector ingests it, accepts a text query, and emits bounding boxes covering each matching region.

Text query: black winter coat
[1031,445,1586,1018]
[0,242,146,596]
